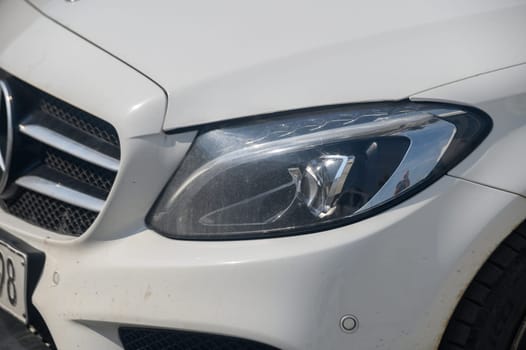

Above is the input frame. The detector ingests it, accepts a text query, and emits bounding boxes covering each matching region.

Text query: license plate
[0,240,27,323]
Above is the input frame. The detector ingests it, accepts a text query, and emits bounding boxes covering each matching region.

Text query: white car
[0,0,525,349]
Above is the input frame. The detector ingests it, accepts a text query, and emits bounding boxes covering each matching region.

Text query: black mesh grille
[44,148,116,194]
[119,328,279,350]
[6,190,98,236]
[39,95,120,147]
[0,69,121,237]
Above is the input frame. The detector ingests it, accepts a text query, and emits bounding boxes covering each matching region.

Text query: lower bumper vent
[119,328,279,350]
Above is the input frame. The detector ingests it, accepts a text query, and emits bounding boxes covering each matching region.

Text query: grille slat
[0,70,120,236]
[19,121,120,172]
[16,176,105,212]
[23,111,120,159]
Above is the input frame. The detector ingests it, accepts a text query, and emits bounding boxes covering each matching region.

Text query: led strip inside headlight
[148,102,491,240]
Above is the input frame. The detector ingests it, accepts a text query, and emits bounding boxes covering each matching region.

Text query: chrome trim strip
[355,117,457,213]
[436,110,466,118]
[15,176,104,212]
[19,124,119,172]
[0,81,14,192]
[421,108,466,118]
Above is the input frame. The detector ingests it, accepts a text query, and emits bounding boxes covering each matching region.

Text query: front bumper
[0,175,522,350]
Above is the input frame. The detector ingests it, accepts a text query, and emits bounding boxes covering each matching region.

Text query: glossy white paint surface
[28,0,526,129]
[413,63,526,197]
[0,0,525,349]
[18,177,526,350]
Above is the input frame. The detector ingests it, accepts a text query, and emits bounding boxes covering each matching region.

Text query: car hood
[28,0,526,129]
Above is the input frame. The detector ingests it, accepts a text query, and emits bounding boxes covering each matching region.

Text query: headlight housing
[148,102,491,240]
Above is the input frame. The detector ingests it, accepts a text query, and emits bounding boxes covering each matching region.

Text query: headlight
[148,102,491,240]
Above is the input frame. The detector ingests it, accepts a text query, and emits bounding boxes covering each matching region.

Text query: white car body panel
[413,63,526,197]
[28,0,526,129]
[0,1,524,349]
[17,178,526,350]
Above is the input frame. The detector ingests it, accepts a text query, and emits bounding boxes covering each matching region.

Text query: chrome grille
[0,69,120,236]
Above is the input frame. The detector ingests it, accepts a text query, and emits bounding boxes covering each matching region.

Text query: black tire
[440,222,526,350]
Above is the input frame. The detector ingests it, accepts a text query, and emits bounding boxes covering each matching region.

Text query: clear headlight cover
[148,102,491,240]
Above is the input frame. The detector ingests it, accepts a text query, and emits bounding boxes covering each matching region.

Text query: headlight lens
[148,102,491,240]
